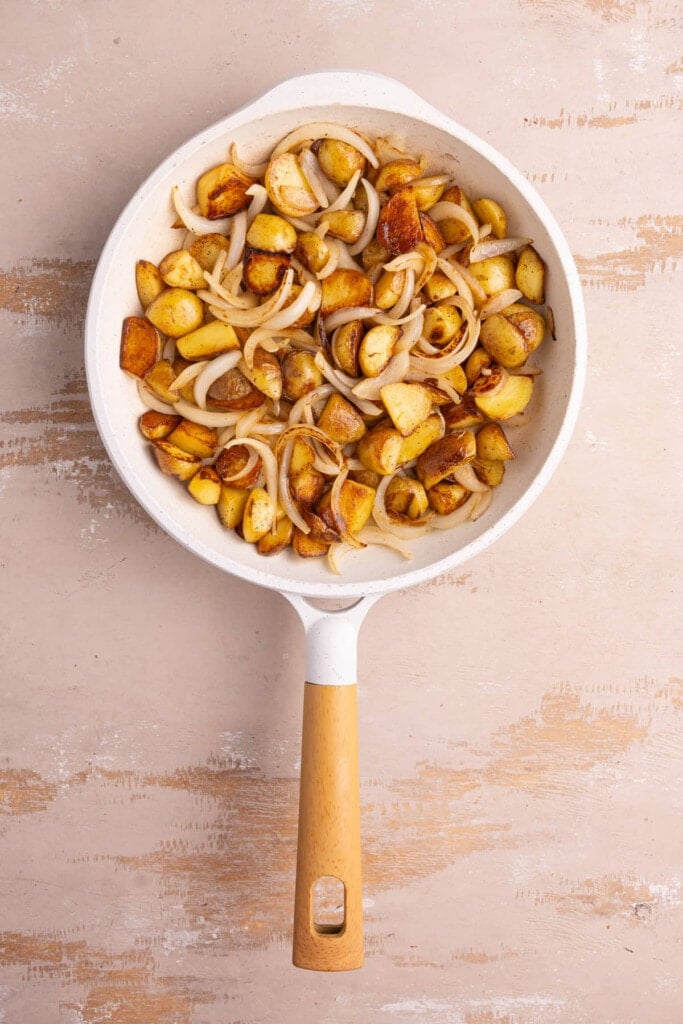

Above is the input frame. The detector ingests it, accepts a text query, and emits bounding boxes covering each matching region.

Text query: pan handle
[284,594,378,971]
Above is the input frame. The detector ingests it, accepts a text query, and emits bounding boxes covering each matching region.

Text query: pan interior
[86,91,585,598]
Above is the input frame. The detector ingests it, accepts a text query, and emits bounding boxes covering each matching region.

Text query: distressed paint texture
[0,1,681,1023]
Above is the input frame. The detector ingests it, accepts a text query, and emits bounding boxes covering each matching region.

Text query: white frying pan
[84,70,587,971]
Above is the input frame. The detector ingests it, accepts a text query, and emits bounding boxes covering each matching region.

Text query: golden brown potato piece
[292,527,330,558]
[159,249,206,290]
[135,260,165,310]
[318,209,366,244]
[473,457,505,486]
[479,303,546,368]
[207,367,265,410]
[317,393,367,444]
[281,351,324,401]
[243,248,290,295]
[384,476,429,519]
[242,487,275,543]
[428,481,468,515]
[320,268,374,317]
[196,162,255,219]
[380,382,432,437]
[465,346,494,385]
[217,485,250,529]
[416,430,477,490]
[246,213,298,253]
[442,394,485,430]
[515,244,546,304]
[476,423,516,461]
[189,233,231,272]
[422,306,462,346]
[375,159,423,193]
[374,270,405,310]
[316,479,376,534]
[473,374,534,420]
[437,185,478,244]
[316,138,366,186]
[265,153,318,218]
[409,179,446,212]
[290,468,325,506]
[472,197,507,239]
[377,188,424,255]
[358,324,401,378]
[294,231,331,274]
[175,321,240,361]
[423,270,456,303]
[166,419,218,459]
[145,288,204,338]
[138,410,181,440]
[119,316,161,378]
[361,238,390,271]
[469,255,516,296]
[398,413,443,462]
[258,515,294,556]
[331,319,363,377]
[289,438,315,474]
[215,444,263,488]
[144,358,179,404]
[420,213,446,253]
[152,439,201,481]
[241,349,283,400]
[356,423,404,476]
[187,466,222,505]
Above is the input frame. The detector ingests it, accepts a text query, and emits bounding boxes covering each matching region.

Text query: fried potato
[196,162,255,219]
[119,316,161,378]
[380,382,432,437]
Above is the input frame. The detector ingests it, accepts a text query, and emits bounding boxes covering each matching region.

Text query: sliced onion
[372,474,434,539]
[243,326,318,369]
[162,336,176,361]
[413,242,438,294]
[172,185,232,236]
[372,303,425,327]
[357,525,415,557]
[136,380,176,414]
[470,487,493,520]
[270,123,379,168]
[323,305,380,333]
[229,141,268,179]
[260,279,320,330]
[452,463,489,493]
[334,240,363,270]
[288,384,335,425]
[251,420,287,436]
[314,353,382,416]
[316,240,341,280]
[221,437,279,531]
[395,308,424,352]
[283,213,317,232]
[298,149,330,209]
[170,360,207,395]
[429,491,482,528]
[235,405,266,438]
[352,349,410,400]
[435,257,474,307]
[469,237,532,262]
[173,399,241,428]
[200,269,256,310]
[277,438,311,534]
[451,260,489,307]
[429,201,480,243]
[348,179,380,255]
[245,184,268,225]
[226,209,247,271]
[319,169,362,215]
[209,269,295,327]
[217,424,236,446]
[387,268,414,319]
[219,447,260,483]
[480,289,523,320]
[193,350,242,410]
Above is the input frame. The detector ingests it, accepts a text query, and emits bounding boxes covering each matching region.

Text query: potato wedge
[265,153,318,218]
[240,349,283,400]
[189,233,231,272]
[358,323,401,378]
[317,393,367,444]
[246,213,297,254]
[442,394,485,430]
[217,485,250,529]
[416,430,477,490]
[437,186,478,244]
[281,351,324,401]
[258,515,294,556]
[420,213,446,253]
[469,255,516,297]
[474,374,534,420]
[135,260,165,310]
[175,321,240,361]
[242,487,275,543]
[515,244,546,304]
[243,248,290,296]
[289,438,315,474]
[380,382,432,437]
[159,249,206,290]
[361,238,390,271]
[187,466,222,505]
[293,527,329,558]
[318,209,365,244]
[196,162,255,219]
[294,231,331,274]
[377,188,424,255]
[374,270,405,310]
[144,358,179,404]
[428,481,468,515]
[145,288,204,338]
[409,179,446,212]
[119,316,161,378]
[385,476,429,519]
[320,268,373,316]
[152,439,201,481]
[290,468,325,506]
[476,423,516,461]
[473,457,505,486]
[166,419,218,459]
[356,423,404,475]
[331,319,363,377]
[472,197,507,239]
[465,346,494,385]
[138,410,181,440]
[316,138,366,186]
[316,479,376,534]
[423,270,456,303]
[398,412,443,463]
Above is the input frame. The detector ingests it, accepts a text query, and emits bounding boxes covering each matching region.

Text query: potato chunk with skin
[243,248,290,296]
[469,255,516,297]
[321,268,373,317]
[377,188,424,255]
[281,351,323,401]
[476,423,516,461]
[146,288,204,338]
[217,485,250,529]
[380,382,432,437]
[375,159,423,193]
[515,244,546,304]
[474,374,534,421]
[207,367,265,410]
[293,527,329,558]
[240,349,282,400]
[416,430,477,490]
[480,303,546,368]
[159,249,206,290]
[138,410,181,440]
[398,413,443,463]
[317,393,367,445]
[316,480,376,535]
[246,213,298,253]
[187,466,222,505]
[316,138,366,186]
[290,468,325,506]
[318,209,366,244]
[258,515,293,556]
[472,197,507,239]
[473,457,505,487]
[359,324,400,378]
[242,487,275,543]
[265,153,318,218]
[175,321,240,361]
[135,260,165,310]
[196,162,255,219]
[152,439,202,481]
[356,423,404,476]
[331,319,363,377]
[120,316,161,378]
[385,476,429,520]
[189,233,230,272]
[144,358,179,404]
[428,481,468,515]
[166,419,218,459]
[295,231,330,274]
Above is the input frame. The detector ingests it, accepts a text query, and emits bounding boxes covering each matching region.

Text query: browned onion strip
[469,237,532,262]
[221,437,279,531]
[314,353,383,416]
[452,463,489,493]
[318,169,361,215]
[270,123,379,168]
[229,141,268,179]
[480,289,523,320]
[429,201,480,243]
[323,305,380,333]
[413,242,438,294]
[348,179,380,256]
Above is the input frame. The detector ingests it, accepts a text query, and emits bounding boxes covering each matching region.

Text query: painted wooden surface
[0,1,681,1021]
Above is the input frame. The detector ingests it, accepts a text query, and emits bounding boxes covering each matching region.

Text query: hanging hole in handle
[312,875,345,935]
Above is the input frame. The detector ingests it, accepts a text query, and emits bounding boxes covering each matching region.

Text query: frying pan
[84,70,587,971]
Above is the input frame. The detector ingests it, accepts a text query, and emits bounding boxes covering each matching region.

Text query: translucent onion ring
[270,123,379,168]
[193,349,242,410]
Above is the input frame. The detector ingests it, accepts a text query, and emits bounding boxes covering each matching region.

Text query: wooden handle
[292,682,363,971]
